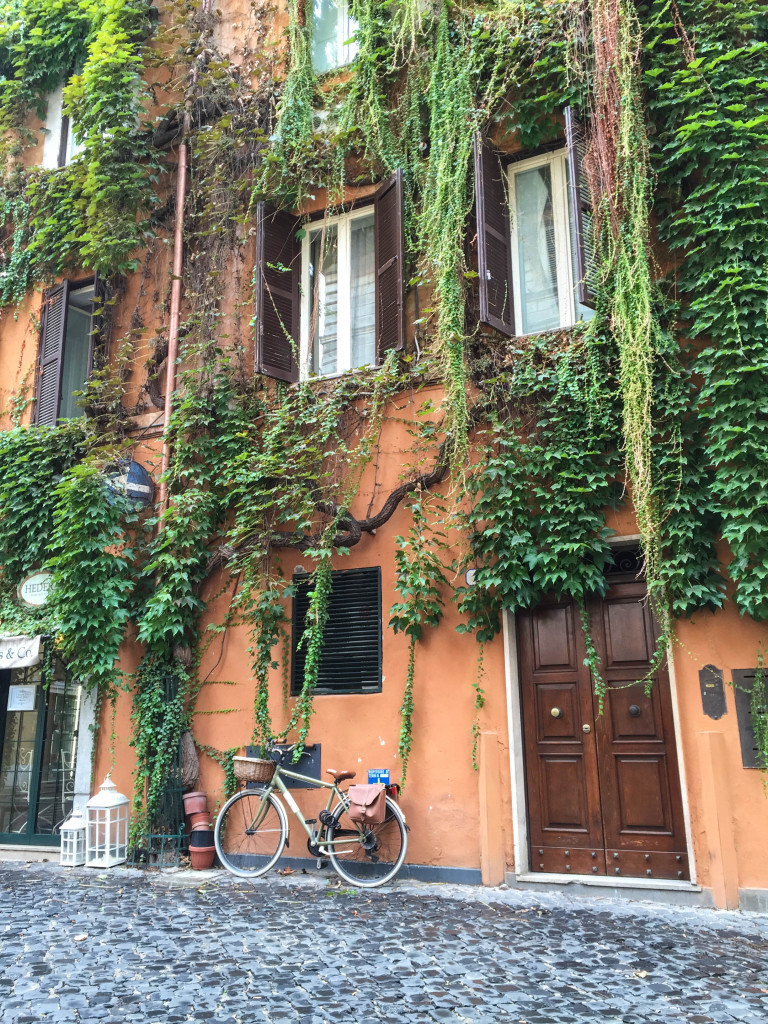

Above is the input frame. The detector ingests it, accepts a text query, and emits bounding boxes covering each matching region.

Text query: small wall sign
[368,769,390,785]
[105,460,155,509]
[17,572,53,607]
[0,634,42,668]
[698,664,727,720]
[8,684,36,712]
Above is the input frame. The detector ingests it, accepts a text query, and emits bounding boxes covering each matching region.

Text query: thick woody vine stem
[204,442,450,575]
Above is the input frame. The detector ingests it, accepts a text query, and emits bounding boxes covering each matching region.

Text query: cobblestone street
[0,862,766,1024]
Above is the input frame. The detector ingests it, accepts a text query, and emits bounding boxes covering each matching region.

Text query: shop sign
[7,685,37,712]
[0,634,42,668]
[17,572,53,607]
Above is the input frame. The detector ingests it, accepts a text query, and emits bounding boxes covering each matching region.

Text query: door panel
[520,581,690,880]
[519,599,606,872]
[614,755,670,830]
[590,583,688,873]
[539,756,591,829]
[602,595,654,666]
[532,605,577,670]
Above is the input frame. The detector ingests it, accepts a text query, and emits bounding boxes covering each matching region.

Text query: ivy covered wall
[0,0,767,828]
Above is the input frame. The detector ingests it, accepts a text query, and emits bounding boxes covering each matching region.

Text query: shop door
[518,580,689,880]
[0,662,82,844]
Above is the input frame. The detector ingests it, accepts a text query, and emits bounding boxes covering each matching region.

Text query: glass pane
[35,665,81,835]
[0,670,40,834]
[68,119,86,162]
[312,0,341,74]
[59,284,94,420]
[344,9,359,64]
[514,165,560,334]
[350,214,375,368]
[309,226,339,375]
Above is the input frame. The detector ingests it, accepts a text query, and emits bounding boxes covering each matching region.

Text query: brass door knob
[550,707,563,719]
[582,724,591,733]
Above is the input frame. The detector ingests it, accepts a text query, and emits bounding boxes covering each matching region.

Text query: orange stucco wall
[3,0,767,907]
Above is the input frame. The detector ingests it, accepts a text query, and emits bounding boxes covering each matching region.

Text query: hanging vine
[1,0,768,816]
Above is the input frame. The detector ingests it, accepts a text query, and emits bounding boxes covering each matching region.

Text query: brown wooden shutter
[35,281,69,426]
[565,106,596,309]
[254,203,300,382]
[374,169,405,358]
[474,136,515,337]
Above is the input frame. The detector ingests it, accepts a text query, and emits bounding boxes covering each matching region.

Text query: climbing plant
[2,0,768,816]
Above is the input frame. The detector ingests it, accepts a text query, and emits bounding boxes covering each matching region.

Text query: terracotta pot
[189,829,215,848]
[187,810,210,828]
[189,845,216,870]
[189,820,213,832]
[182,792,207,815]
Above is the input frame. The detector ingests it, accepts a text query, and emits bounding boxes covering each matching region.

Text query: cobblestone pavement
[0,863,767,1024]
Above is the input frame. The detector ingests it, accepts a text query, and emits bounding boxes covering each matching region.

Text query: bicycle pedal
[304,818,317,825]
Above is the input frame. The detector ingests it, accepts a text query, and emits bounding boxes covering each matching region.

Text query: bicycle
[214,744,408,888]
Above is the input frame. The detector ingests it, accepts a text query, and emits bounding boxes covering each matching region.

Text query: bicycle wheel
[214,788,287,878]
[327,795,408,887]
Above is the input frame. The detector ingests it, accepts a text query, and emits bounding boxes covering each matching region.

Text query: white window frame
[311,0,358,74]
[299,206,375,379]
[508,148,579,336]
[41,83,85,169]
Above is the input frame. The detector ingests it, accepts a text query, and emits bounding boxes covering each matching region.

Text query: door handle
[550,707,563,719]
[628,704,641,717]
[582,724,591,733]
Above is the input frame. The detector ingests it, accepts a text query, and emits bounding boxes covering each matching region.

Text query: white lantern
[60,808,87,867]
[85,775,129,868]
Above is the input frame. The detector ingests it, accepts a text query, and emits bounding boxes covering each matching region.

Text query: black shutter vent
[291,567,382,695]
[732,669,765,769]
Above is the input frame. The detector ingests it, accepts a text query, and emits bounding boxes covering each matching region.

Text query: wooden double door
[518,581,689,880]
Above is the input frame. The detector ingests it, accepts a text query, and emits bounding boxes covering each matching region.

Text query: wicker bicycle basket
[233,756,275,784]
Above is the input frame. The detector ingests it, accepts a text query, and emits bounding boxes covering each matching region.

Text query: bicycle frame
[246,763,354,852]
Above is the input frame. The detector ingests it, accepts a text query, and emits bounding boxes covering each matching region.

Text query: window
[300,208,376,376]
[35,280,97,426]
[254,171,405,382]
[291,567,382,695]
[41,83,85,169]
[311,0,358,74]
[473,112,595,340]
[508,149,594,335]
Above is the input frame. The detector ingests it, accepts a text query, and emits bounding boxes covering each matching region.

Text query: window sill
[297,363,378,385]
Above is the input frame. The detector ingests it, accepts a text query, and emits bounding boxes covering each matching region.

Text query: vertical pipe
[157,0,212,509]
[158,138,188,509]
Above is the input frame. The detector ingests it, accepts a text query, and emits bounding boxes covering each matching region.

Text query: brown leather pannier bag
[347,784,386,824]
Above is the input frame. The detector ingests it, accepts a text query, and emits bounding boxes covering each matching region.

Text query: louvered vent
[291,567,382,695]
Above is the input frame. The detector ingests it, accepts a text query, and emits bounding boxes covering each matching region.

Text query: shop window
[291,567,382,695]
[41,83,85,169]
[311,0,358,75]
[253,171,405,382]
[473,108,596,339]
[35,280,98,426]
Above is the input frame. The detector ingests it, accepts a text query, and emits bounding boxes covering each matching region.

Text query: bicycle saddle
[326,769,356,783]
